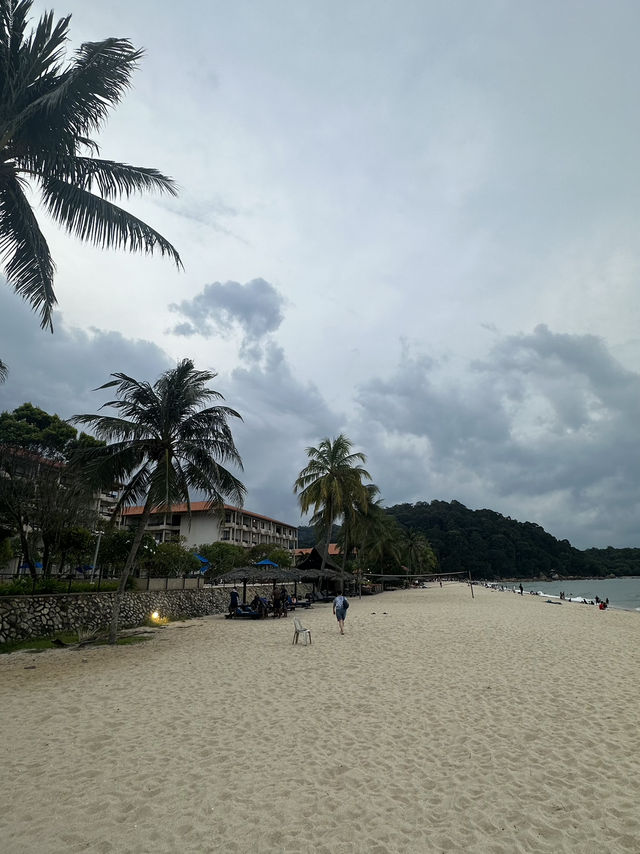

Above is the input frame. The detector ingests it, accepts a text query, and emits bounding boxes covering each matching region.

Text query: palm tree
[0,358,7,382]
[336,481,379,580]
[73,359,245,642]
[401,527,438,579]
[0,0,181,332]
[350,496,403,578]
[294,434,371,591]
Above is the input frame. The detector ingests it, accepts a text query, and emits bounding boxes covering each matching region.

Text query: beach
[1,583,639,854]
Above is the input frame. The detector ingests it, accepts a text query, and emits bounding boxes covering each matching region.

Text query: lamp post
[91,530,102,582]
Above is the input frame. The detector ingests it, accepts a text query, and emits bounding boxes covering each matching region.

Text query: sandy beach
[2,583,639,854]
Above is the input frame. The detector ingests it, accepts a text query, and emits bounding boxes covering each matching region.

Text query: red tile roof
[294,544,342,556]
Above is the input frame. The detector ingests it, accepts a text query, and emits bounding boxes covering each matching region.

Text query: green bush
[0,576,133,596]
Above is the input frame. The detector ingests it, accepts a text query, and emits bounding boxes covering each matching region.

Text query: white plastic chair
[292,616,312,645]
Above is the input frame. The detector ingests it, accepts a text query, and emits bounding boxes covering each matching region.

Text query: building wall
[179,513,223,549]
[122,505,298,552]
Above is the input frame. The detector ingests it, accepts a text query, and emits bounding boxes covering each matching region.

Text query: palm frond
[0,169,55,327]
[21,156,178,199]
[0,358,8,382]
[40,176,182,266]
[36,38,143,139]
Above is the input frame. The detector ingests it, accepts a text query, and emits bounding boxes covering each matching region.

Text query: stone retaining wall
[0,584,313,644]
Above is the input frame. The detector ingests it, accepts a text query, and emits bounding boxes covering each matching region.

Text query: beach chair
[292,616,311,646]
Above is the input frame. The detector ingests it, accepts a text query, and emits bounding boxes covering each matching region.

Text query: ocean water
[513,577,640,612]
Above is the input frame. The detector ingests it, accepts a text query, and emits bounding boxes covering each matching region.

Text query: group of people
[227,586,352,633]
[228,586,296,619]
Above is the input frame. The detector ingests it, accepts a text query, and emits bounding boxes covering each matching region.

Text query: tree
[196,541,246,578]
[245,544,292,568]
[0,402,104,576]
[337,481,379,578]
[73,359,245,642]
[0,0,181,337]
[98,527,156,577]
[147,540,201,577]
[294,434,371,591]
[401,527,438,578]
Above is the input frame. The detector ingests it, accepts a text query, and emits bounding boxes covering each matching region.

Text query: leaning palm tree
[0,0,181,333]
[294,434,371,591]
[73,359,245,642]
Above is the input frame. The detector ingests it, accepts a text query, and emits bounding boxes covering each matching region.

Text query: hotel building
[120,502,298,551]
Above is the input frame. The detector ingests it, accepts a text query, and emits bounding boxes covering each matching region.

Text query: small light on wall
[150,610,169,626]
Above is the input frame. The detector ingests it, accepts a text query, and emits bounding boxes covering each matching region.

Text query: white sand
[2,584,639,853]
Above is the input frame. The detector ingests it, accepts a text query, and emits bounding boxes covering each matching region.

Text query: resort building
[120,502,298,551]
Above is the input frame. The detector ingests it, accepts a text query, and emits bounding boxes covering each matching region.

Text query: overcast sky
[1,0,639,548]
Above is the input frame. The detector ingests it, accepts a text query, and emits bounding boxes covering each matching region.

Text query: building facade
[121,502,298,551]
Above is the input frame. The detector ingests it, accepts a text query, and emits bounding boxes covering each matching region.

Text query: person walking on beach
[519,583,523,596]
[333,592,349,635]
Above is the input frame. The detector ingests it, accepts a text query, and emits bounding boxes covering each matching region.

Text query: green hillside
[384,500,626,580]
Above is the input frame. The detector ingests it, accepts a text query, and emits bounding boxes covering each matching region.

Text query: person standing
[333,592,349,635]
[229,587,239,617]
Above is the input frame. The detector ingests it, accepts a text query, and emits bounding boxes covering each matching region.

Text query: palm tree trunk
[109,497,154,644]
[320,500,333,576]
[18,529,36,580]
[340,527,349,595]
[42,541,52,578]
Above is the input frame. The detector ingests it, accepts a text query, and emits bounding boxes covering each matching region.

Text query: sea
[512,577,640,612]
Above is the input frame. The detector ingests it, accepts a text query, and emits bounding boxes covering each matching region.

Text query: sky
[1,0,640,549]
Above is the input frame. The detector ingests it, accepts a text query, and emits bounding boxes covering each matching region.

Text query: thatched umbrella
[217,564,299,603]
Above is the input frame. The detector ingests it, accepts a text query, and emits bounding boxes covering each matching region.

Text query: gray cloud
[169,278,285,343]
[0,289,171,419]
[354,327,640,548]
[217,341,346,525]
[2,285,638,546]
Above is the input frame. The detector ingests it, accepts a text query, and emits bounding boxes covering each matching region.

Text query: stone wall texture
[0,583,313,644]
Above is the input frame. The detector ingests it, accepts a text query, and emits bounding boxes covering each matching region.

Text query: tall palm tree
[0,358,6,382]
[73,359,245,642]
[336,481,379,580]
[294,434,371,591]
[0,0,181,332]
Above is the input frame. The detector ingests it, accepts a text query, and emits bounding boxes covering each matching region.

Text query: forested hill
[385,500,639,579]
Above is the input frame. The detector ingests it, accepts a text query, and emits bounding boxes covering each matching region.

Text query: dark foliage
[297,524,339,549]
[384,500,617,580]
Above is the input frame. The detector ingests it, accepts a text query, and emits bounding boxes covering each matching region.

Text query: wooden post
[468,569,474,599]
[242,578,247,604]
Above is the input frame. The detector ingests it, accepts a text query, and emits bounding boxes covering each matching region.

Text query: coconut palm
[294,434,371,591]
[73,359,245,642]
[0,0,181,332]
[336,481,379,578]
[0,358,7,382]
[401,527,438,578]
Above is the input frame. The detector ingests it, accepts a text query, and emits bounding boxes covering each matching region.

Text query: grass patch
[0,629,153,655]
[0,632,78,655]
